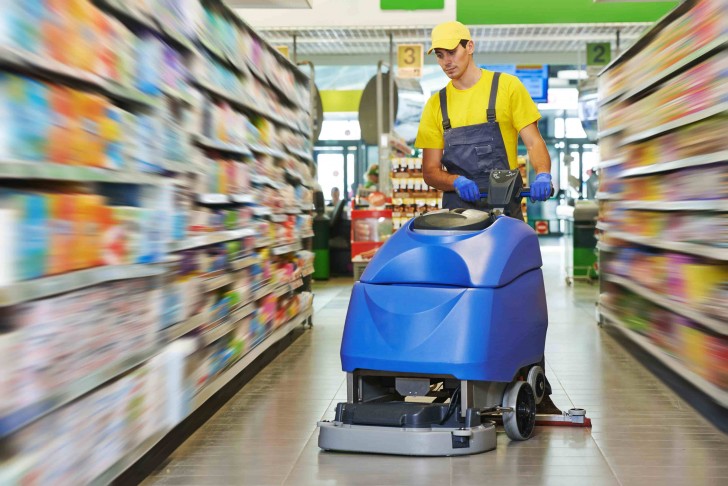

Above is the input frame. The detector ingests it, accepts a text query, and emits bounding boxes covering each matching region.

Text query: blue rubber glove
[530,173,552,202]
[453,176,480,202]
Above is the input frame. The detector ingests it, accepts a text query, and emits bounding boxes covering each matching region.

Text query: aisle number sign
[587,42,611,66]
[397,44,423,78]
[275,45,289,59]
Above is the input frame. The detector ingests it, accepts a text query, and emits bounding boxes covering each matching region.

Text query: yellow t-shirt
[414,69,541,169]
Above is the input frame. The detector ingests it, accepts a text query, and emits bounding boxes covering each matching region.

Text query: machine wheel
[503,381,536,441]
[527,366,546,405]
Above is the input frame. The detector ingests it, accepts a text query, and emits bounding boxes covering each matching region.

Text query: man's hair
[459,39,470,49]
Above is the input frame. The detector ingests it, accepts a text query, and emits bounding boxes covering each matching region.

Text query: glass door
[314,144,358,204]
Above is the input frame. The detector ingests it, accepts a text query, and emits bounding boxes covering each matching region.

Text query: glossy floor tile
[143,239,727,486]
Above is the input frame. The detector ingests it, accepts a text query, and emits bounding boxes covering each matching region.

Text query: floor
[143,239,728,486]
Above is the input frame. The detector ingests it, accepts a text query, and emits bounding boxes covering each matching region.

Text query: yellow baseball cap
[427,21,472,54]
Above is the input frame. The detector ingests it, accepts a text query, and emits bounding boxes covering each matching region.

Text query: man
[416,22,561,415]
[328,187,341,207]
[415,21,552,219]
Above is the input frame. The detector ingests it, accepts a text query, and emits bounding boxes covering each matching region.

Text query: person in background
[364,164,379,190]
[585,169,599,199]
[415,21,552,220]
[328,187,341,207]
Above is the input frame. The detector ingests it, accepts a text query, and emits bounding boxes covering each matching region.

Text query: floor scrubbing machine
[318,170,581,456]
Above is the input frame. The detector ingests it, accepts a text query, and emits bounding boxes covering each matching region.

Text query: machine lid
[412,209,492,232]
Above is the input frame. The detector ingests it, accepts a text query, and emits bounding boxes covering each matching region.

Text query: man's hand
[453,176,480,202]
[530,173,552,202]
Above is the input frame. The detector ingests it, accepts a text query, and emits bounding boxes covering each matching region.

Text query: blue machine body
[341,216,548,382]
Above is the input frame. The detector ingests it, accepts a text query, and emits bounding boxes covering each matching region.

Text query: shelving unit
[0,0,316,483]
[596,0,728,421]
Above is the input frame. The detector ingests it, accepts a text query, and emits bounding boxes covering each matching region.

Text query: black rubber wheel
[503,381,536,440]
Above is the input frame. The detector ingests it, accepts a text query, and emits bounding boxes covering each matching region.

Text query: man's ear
[467,40,475,55]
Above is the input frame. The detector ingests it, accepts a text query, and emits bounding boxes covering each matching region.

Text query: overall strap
[486,72,501,123]
[439,88,451,131]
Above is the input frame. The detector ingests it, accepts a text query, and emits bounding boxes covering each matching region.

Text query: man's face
[434,41,472,80]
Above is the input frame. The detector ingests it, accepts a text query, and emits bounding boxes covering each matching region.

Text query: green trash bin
[573,201,598,280]
[312,214,330,280]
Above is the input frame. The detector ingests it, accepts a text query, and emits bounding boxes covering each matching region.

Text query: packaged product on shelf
[0,190,50,281]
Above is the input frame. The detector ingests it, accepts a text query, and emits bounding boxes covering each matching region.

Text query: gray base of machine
[317,421,497,456]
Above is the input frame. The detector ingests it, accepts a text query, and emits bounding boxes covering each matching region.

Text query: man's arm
[519,122,551,174]
[422,148,459,191]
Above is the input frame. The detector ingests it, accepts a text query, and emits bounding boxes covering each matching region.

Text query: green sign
[381,0,444,10]
[457,0,676,24]
[587,42,612,66]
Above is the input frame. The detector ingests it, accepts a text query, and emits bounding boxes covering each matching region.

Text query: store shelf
[254,237,274,248]
[270,214,290,223]
[620,102,728,146]
[286,147,314,163]
[300,231,315,239]
[229,302,256,323]
[596,241,618,253]
[622,36,728,102]
[253,281,277,300]
[0,264,167,308]
[232,256,259,271]
[190,307,311,413]
[192,78,298,133]
[601,306,728,408]
[231,194,256,204]
[0,45,156,109]
[192,135,253,158]
[615,199,728,212]
[595,221,610,231]
[609,231,728,261]
[252,206,273,217]
[163,311,209,343]
[251,174,284,189]
[618,150,728,178]
[598,90,625,107]
[248,143,287,160]
[97,0,195,54]
[196,193,230,205]
[201,273,235,292]
[160,84,195,105]
[170,229,257,252]
[597,125,626,139]
[605,274,727,336]
[272,241,303,256]
[595,157,626,170]
[90,429,169,486]
[0,160,167,185]
[161,159,203,174]
[199,319,235,346]
[596,192,620,201]
[0,346,159,439]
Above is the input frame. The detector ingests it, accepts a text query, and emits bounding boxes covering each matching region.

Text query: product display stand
[596,0,728,426]
[0,0,316,483]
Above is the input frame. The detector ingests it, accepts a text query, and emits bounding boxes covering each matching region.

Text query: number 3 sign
[397,44,424,78]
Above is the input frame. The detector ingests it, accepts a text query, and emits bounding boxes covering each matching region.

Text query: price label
[587,42,611,66]
[275,45,289,59]
[397,44,424,78]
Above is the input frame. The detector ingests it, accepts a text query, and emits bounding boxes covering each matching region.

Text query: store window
[319,119,361,141]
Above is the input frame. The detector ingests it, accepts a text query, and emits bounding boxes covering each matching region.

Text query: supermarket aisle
[143,239,728,486]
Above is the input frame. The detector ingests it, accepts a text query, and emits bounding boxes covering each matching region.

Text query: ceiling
[226,0,312,7]
[254,23,650,57]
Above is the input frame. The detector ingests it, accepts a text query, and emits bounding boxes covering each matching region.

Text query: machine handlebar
[478,186,555,200]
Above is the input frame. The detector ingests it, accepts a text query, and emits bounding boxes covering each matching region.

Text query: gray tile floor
[144,240,728,486]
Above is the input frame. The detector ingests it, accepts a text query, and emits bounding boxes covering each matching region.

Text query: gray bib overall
[439,72,523,220]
